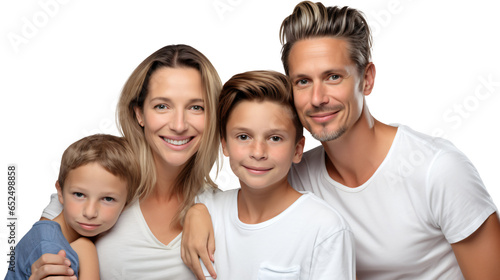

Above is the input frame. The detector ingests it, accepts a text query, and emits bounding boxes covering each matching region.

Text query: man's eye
[297,79,308,85]
[328,75,341,81]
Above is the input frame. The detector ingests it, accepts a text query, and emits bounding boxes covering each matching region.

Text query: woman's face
[135,67,206,169]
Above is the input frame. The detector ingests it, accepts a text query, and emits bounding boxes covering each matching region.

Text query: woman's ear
[221,137,229,157]
[134,106,145,127]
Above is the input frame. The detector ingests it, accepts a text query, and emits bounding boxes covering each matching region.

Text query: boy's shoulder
[293,192,351,231]
[21,220,64,244]
[11,220,79,278]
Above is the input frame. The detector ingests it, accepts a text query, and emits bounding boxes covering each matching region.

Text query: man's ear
[293,136,306,164]
[55,181,64,205]
[362,62,376,96]
[221,137,229,157]
[134,106,145,127]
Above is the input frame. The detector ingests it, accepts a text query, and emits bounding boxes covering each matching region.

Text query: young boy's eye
[73,192,84,198]
[270,136,282,142]
[103,197,115,202]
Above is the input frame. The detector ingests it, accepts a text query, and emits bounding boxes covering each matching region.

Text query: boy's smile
[222,100,304,191]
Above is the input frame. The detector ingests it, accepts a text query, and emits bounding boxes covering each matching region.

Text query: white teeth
[163,137,190,145]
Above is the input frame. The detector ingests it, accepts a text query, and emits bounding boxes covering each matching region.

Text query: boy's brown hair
[57,134,140,205]
[218,70,303,143]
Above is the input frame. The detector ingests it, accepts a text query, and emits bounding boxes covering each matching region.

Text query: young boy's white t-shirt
[199,189,356,280]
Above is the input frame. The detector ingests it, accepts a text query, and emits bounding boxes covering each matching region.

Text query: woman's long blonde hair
[117,44,221,224]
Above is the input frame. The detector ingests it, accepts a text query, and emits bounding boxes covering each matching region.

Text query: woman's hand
[28,250,76,280]
[181,203,217,280]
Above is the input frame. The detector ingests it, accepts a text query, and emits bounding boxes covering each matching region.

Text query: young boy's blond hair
[58,134,140,205]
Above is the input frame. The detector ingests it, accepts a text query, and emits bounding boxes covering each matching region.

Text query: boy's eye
[270,136,282,142]
[103,197,115,202]
[73,192,84,198]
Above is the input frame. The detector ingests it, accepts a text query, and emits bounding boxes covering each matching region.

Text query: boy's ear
[133,106,145,127]
[221,137,229,157]
[55,181,64,205]
[293,136,306,164]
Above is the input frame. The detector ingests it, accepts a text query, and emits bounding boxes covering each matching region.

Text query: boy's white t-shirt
[289,125,497,279]
[199,189,356,280]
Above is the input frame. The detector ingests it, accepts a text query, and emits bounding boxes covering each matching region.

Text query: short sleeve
[41,193,63,220]
[427,149,497,244]
[309,229,356,279]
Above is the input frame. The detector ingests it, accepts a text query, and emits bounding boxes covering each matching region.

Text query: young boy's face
[222,100,304,191]
[56,162,128,237]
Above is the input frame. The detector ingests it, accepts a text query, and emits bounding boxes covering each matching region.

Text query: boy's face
[222,100,304,191]
[57,162,128,237]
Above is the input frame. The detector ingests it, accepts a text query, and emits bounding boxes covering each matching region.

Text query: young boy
[200,70,355,279]
[6,134,140,280]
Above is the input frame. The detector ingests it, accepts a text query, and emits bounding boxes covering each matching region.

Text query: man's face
[288,37,366,142]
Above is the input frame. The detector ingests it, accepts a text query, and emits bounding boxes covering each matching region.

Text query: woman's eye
[237,135,249,141]
[191,105,204,111]
[154,104,167,110]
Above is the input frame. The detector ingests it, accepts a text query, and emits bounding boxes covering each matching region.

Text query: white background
[1,0,499,275]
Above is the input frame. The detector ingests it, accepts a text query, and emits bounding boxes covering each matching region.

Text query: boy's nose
[83,201,98,219]
[250,141,267,160]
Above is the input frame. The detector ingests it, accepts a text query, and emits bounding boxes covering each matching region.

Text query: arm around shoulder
[71,237,100,280]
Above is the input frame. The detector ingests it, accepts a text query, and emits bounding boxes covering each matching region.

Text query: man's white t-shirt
[289,125,497,279]
[200,189,356,280]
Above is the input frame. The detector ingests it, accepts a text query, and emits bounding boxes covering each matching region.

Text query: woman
[29,44,221,279]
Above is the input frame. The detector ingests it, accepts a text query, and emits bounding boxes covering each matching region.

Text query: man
[282,1,500,279]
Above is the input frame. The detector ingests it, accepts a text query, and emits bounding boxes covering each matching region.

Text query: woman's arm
[71,237,100,280]
[181,203,217,280]
[451,212,500,279]
[28,250,76,280]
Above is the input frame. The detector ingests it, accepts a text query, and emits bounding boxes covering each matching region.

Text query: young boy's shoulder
[18,220,75,252]
[288,192,352,241]
[295,192,350,229]
[7,220,79,279]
